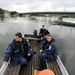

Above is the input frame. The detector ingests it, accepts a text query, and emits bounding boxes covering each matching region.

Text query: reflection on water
[0,17,4,22]
[0,17,75,75]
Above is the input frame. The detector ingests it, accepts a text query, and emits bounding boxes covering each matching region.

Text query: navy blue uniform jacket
[39,28,49,37]
[4,38,32,65]
[40,39,58,60]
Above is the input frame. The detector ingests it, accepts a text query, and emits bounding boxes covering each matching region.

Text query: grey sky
[0,0,75,12]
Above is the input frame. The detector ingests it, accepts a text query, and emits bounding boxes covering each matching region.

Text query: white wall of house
[4,11,10,17]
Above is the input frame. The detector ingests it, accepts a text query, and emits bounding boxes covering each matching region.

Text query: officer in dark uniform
[4,32,33,66]
[39,25,49,40]
[39,34,58,70]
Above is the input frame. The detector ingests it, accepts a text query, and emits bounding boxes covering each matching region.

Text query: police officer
[4,32,33,66]
[39,34,58,70]
[39,25,49,40]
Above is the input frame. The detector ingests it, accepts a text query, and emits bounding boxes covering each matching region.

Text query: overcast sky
[0,0,75,12]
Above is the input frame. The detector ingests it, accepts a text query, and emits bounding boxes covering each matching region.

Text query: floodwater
[0,17,75,75]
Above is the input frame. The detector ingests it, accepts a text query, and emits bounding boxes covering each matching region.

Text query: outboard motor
[33,30,37,36]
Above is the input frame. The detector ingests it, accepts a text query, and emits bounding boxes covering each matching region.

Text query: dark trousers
[18,56,27,65]
[39,51,57,70]
[39,53,47,70]
[24,54,33,62]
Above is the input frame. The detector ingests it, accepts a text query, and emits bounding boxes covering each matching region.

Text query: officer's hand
[40,49,42,53]
[3,61,8,64]
[28,53,31,56]
[41,37,43,40]
[44,35,46,38]
[3,61,8,66]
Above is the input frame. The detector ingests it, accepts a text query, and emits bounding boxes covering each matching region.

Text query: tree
[10,11,18,17]
[0,8,4,17]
